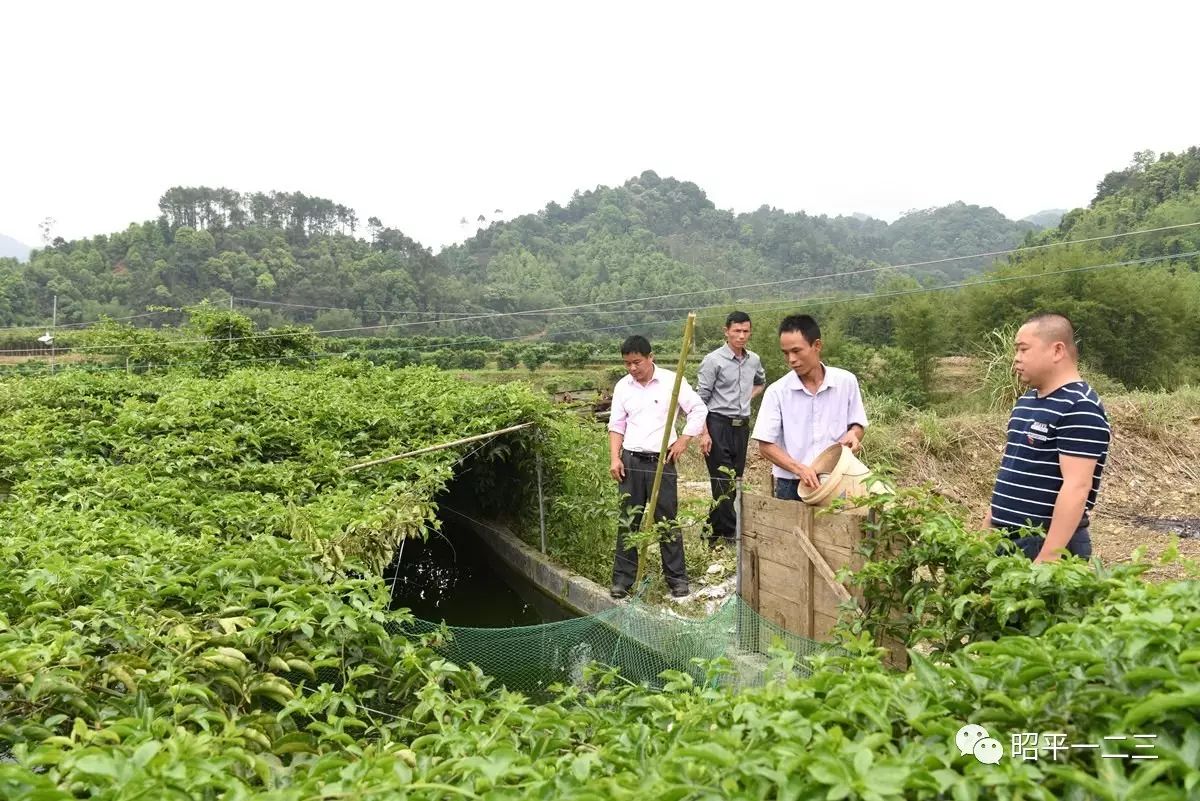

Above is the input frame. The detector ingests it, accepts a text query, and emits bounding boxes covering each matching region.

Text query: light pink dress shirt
[608,366,708,453]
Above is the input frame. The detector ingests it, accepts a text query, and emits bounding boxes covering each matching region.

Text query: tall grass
[976,324,1022,412]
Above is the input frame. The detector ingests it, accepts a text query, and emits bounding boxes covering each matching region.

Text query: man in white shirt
[607,335,708,598]
[751,315,868,500]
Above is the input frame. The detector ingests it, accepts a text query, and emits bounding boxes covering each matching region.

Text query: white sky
[2,0,1198,251]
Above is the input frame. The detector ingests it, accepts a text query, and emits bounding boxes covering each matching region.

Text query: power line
[5,219,1199,340]
[234,295,680,318]
[233,297,482,318]
[7,248,1195,365]
[238,220,1200,322]
[6,219,1199,347]
[0,308,182,332]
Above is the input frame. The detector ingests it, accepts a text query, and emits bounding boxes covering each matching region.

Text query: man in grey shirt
[697,311,766,547]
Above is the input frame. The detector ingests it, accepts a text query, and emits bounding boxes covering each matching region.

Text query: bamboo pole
[344,422,535,472]
[536,451,547,553]
[634,312,696,587]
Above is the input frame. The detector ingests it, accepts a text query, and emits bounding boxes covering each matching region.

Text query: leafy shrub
[557,343,595,369]
[429,349,456,370]
[457,349,489,370]
[521,345,551,372]
[497,346,521,370]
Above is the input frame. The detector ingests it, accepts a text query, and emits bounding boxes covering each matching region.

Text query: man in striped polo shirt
[987,312,1110,562]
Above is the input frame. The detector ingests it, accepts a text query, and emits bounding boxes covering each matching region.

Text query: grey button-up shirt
[696,344,766,418]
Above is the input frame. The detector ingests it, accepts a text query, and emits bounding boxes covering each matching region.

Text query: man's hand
[1033,549,1061,565]
[610,458,625,482]
[837,427,863,453]
[698,430,713,457]
[666,436,691,464]
[794,463,820,489]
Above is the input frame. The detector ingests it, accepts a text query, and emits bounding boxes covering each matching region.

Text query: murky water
[383,519,575,627]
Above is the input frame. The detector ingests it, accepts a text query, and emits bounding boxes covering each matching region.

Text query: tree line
[0,175,1036,338]
[1,148,1197,390]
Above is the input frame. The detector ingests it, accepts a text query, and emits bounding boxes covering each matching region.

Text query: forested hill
[1,177,1036,336]
[438,174,1036,325]
[828,147,1200,390]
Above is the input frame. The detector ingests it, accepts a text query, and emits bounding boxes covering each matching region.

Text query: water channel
[383,516,575,626]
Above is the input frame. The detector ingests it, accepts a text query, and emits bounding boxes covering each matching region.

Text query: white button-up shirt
[608,366,708,453]
[750,364,868,479]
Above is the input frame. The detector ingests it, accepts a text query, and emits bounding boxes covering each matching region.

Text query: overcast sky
[2,1,1198,251]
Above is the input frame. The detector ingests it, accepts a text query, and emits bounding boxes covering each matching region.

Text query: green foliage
[557,342,595,369]
[456,349,489,370]
[393,347,422,367]
[957,247,1200,389]
[428,349,456,370]
[535,418,622,583]
[846,489,1186,654]
[0,363,565,798]
[496,345,521,370]
[604,365,626,385]
[2,367,1197,797]
[521,344,550,372]
[3,175,1036,343]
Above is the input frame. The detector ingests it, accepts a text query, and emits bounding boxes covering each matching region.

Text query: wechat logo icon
[957,723,1003,765]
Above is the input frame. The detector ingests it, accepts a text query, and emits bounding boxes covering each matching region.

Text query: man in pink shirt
[751,315,868,500]
[607,335,708,599]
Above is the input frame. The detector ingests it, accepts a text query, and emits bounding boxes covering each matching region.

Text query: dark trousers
[1005,526,1093,560]
[704,413,750,544]
[774,477,803,501]
[612,450,688,591]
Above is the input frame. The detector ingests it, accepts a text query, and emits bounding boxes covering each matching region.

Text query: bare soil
[675,361,1200,580]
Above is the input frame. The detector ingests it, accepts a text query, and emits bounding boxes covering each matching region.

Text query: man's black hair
[620,335,652,356]
[1023,312,1078,359]
[778,314,820,345]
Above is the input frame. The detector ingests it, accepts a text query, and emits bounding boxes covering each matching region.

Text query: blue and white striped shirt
[989,381,1110,534]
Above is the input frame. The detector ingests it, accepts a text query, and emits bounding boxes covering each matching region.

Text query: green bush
[429,349,456,369]
[521,345,551,372]
[557,343,595,369]
[497,346,521,370]
[457,350,489,370]
[393,348,422,367]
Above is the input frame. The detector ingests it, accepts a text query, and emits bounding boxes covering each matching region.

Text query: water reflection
[384,520,573,627]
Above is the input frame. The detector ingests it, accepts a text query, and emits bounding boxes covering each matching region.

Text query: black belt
[708,411,750,427]
[622,449,660,461]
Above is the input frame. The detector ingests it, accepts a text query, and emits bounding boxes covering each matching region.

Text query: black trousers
[612,450,688,591]
[704,413,750,544]
[1004,526,1093,560]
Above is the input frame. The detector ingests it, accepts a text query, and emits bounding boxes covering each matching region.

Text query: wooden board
[740,492,907,668]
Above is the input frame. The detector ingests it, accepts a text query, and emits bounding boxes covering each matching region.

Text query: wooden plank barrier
[739,493,908,668]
